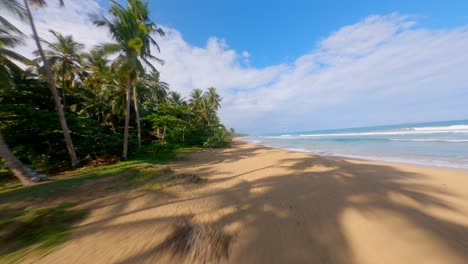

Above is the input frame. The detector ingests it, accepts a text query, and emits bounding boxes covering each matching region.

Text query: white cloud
[3,0,111,58]
[2,3,468,134]
[157,29,287,95]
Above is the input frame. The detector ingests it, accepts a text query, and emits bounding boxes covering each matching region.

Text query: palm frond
[0,16,25,35]
[0,0,27,19]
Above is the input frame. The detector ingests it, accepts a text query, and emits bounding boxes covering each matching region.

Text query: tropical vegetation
[0,0,233,186]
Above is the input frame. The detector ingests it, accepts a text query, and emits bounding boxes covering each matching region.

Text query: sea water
[246,120,468,169]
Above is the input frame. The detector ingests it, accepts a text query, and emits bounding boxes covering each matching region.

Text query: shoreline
[29,141,468,264]
[236,138,468,172]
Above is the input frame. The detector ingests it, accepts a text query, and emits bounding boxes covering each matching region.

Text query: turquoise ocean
[246,120,468,169]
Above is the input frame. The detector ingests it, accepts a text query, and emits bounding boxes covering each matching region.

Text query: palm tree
[0,0,32,83]
[136,71,169,115]
[205,87,222,110]
[199,96,218,125]
[189,88,203,110]
[168,91,186,106]
[36,30,85,110]
[0,130,43,185]
[93,0,164,158]
[10,0,80,167]
[0,28,32,88]
[0,10,46,185]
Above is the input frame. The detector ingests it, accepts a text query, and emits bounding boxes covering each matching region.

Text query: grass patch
[0,203,88,263]
[0,146,200,262]
[0,148,181,203]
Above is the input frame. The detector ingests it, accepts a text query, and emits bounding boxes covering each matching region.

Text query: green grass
[0,203,88,263]
[0,146,200,263]
[0,147,194,203]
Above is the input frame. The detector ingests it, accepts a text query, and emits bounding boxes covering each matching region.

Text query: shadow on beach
[26,143,468,264]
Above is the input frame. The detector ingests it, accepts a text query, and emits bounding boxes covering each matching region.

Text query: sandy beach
[26,141,468,264]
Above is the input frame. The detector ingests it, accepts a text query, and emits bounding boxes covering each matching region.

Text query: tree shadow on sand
[113,147,468,263]
[34,145,468,263]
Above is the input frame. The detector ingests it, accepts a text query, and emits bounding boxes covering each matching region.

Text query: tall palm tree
[136,71,169,116]
[76,63,128,131]
[189,88,203,110]
[168,91,186,106]
[0,28,32,87]
[12,0,80,167]
[127,0,164,150]
[93,0,164,158]
[205,87,222,110]
[140,71,169,105]
[199,96,218,125]
[36,30,85,110]
[0,11,44,185]
[0,0,31,84]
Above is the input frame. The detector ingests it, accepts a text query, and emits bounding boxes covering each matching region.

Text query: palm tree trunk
[0,130,36,186]
[132,76,142,149]
[122,73,132,160]
[62,64,67,110]
[24,0,79,167]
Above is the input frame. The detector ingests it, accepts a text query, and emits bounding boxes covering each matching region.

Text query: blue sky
[150,0,468,67]
[4,0,468,134]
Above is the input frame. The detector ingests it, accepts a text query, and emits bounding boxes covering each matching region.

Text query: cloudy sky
[4,0,468,134]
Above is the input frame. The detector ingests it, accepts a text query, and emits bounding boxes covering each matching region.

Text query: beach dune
[30,142,468,264]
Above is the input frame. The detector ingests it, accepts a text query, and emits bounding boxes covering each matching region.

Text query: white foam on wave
[244,139,262,144]
[411,125,468,131]
[262,125,468,139]
[327,153,468,169]
[389,138,468,143]
[262,135,300,139]
[246,140,468,170]
[284,147,312,153]
[298,129,468,137]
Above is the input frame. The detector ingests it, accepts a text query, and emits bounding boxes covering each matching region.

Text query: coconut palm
[0,131,44,185]
[93,0,164,158]
[189,88,203,110]
[0,13,44,185]
[138,71,169,112]
[0,0,31,85]
[8,0,80,167]
[0,28,32,87]
[168,91,186,106]
[199,96,218,125]
[77,57,128,131]
[205,87,222,110]
[36,30,85,110]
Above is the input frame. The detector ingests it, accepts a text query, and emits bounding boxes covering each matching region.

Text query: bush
[133,141,177,163]
[203,127,232,148]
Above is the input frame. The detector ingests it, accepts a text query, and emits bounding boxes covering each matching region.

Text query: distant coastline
[244,119,468,170]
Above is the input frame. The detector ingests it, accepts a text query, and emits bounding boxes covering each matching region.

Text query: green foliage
[144,88,231,148]
[0,203,88,261]
[203,126,233,148]
[0,0,234,181]
[0,104,126,172]
[133,141,178,163]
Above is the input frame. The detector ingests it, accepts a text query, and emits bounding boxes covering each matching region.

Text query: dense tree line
[0,0,233,185]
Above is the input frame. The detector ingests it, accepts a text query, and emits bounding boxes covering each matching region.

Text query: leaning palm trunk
[24,0,79,167]
[132,76,141,149]
[61,63,67,110]
[122,73,132,160]
[0,131,37,185]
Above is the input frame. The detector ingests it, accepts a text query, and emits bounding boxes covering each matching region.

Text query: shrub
[203,127,232,148]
